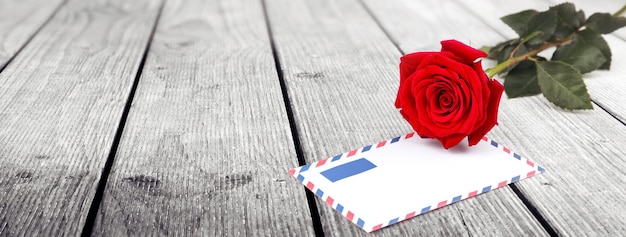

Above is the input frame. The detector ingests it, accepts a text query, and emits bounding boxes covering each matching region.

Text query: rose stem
[615,4,626,17]
[485,34,574,78]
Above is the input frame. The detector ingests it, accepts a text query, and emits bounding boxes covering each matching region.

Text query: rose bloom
[395,40,504,149]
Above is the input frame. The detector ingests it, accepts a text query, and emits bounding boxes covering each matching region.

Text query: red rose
[395,40,504,149]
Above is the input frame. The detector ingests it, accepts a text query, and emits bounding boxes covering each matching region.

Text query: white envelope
[289,133,545,232]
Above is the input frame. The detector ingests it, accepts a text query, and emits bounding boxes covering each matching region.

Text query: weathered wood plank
[265,0,547,235]
[363,0,504,52]
[486,98,626,236]
[0,0,65,68]
[448,0,626,235]
[91,0,315,236]
[0,0,161,235]
[457,0,625,40]
[582,36,626,123]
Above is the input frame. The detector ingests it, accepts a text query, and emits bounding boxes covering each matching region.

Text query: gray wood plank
[486,97,626,236]
[583,36,626,123]
[265,0,548,236]
[458,0,626,40]
[0,0,161,235]
[440,0,626,235]
[0,0,65,68]
[91,0,315,236]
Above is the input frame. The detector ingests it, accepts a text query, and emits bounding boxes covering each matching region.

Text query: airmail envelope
[289,133,545,232]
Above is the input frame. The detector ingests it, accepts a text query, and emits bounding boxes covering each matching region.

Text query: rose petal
[400,108,423,134]
[396,53,437,109]
[459,64,486,126]
[439,133,467,149]
[428,80,455,122]
[395,73,417,109]
[413,58,480,137]
[440,40,487,65]
[400,52,436,82]
[468,79,504,146]
[473,60,490,81]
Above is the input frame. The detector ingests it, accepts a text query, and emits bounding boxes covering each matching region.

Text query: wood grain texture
[91,0,315,236]
[486,95,626,236]
[0,0,65,68]
[363,0,506,53]
[0,0,161,235]
[582,36,626,123]
[459,0,626,39]
[446,0,626,235]
[265,0,547,235]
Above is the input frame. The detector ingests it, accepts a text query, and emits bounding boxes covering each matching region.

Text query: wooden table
[1,0,625,236]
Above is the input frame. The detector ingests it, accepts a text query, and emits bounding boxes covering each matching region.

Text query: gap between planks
[260,0,326,236]
[79,1,166,236]
[0,0,68,73]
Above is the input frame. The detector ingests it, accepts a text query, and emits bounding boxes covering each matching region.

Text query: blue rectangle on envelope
[321,158,377,182]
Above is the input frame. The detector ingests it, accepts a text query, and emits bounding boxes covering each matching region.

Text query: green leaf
[577,30,612,69]
[504,62,541,98]
[536,61,592,110]
[586,13,626,34]
[552,30,608,73]
[487,39,518,59]
[525,10,558,47]
[501,9,538,37]
[497,44,513,64]
[549,3,585,40]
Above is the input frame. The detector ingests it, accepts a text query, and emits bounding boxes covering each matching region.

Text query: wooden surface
[0,0,161,235]
[91,0,314,236]
[0,0,65,67]
[1,0,625,236]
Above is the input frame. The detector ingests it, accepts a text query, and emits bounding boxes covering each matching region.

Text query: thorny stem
[510,31,542,58]
[485,34,575,78]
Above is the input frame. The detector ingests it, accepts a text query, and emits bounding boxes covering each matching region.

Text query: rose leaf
[585,13,626,34]
[488,39,519,60]
[577,30,612,69]
[552,30,607,73]
[536,61,593,110]
[549,3,585,40]
[525,10,557,47]
[501,9,538,37]
[504,63,541,98]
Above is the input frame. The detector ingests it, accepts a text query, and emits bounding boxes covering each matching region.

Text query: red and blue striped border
[288,133,545,232]
[288,133,416,230]
[289,132,415,177]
